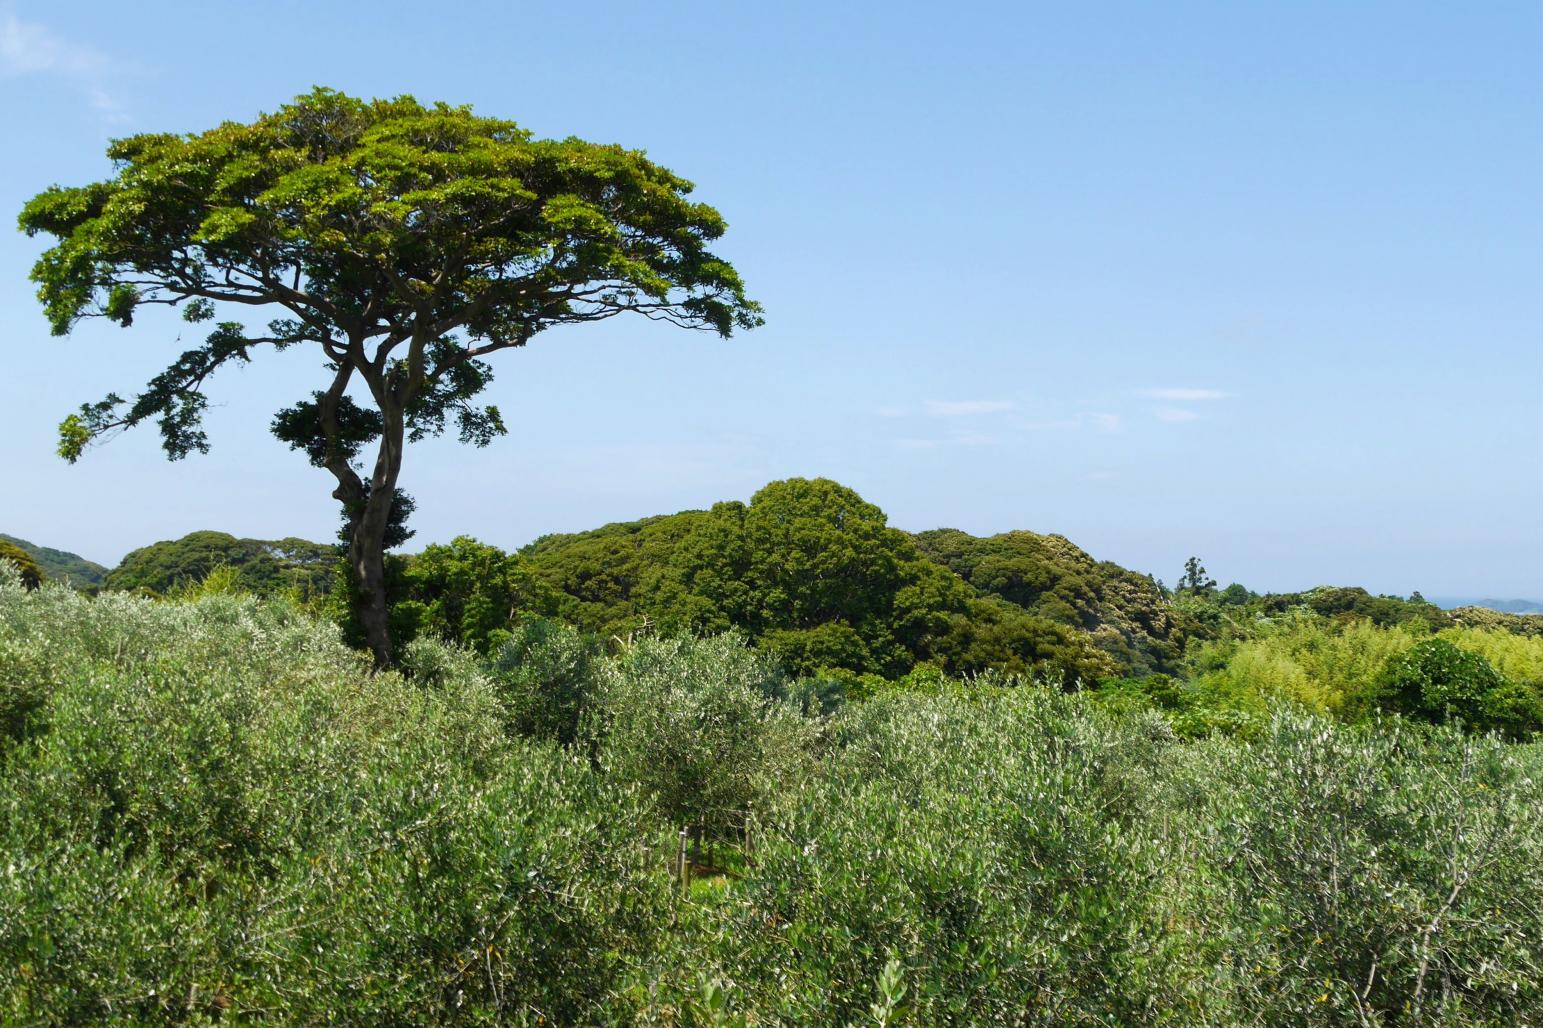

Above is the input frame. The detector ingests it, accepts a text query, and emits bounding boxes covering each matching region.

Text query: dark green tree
[103,530,335,598]
[521,478,1128,681]
[20,88,761,666]
[914,527,1180,675]
[1217,582,1254,607]
[1177,557,1217,596]
[392,536,554,653]
[1375,638,1542,737]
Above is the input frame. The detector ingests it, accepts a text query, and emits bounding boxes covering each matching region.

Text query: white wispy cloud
[1153,407,1200,423]
[1,10,128,119]
[1140,387,1229,401]
[1,11,101,76]
[923,399,1014,417]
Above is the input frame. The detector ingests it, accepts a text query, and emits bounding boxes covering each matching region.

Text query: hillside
[104,531,337,598]
[912,528,1181,675]
[517,478,1177,681]
[0,533,107,588]
[18,480,1481,692]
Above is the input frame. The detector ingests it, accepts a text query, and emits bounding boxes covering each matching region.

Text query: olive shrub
[663,689,1543,1025]
[0,573,671,1024]
[5,562,1543,1025]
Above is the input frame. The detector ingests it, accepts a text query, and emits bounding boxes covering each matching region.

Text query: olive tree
[19,88,760,665]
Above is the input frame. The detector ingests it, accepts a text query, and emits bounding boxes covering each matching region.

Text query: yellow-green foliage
[1191,615,1424,716]
[1289,618,1426,715]
[1437,625,1543,688]
[166,562,247,600]
[1184,614,1543,735]
[1193,640,1321,713]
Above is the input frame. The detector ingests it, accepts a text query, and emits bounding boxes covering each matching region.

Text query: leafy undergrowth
[2,572,1541,1024]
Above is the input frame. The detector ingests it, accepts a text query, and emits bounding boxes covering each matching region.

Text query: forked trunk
[327,386,407,670]
[320,352,413,671]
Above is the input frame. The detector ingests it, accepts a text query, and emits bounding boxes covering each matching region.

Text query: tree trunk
[349,495,395,669]
[351,410,406,670]
[316,347,416,671]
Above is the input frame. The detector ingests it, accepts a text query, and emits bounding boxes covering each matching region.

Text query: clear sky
[2,1,1540,595]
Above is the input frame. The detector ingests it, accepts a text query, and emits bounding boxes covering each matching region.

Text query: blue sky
[2,1,1540,595]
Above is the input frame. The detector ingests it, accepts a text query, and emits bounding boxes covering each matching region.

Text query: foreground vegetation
[3,567,1542,1024]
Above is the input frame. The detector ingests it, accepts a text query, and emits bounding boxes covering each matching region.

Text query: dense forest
[12,477,1541,740]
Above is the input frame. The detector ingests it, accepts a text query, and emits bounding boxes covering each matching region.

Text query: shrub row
[3,570,1541,1023]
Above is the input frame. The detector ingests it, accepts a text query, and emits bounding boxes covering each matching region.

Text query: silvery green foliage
[1163,715,1543,1023]
[673,688,1543,1024]
[0,580,670,1023]
[4,567,1542,1024]
[684,687,1186,1024]
[486,618,608,746]
[589,633,819,842]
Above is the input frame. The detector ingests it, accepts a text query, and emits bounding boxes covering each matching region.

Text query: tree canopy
[914,527,1182,675]
[103,531,336,597]
[518,478,1122,683]
[20,88,760,665]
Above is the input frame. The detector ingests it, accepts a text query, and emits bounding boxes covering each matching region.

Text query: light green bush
[1164,715,1543,1022]
[486,617,608,746]
[659,692,1543,1024]
[1439,625,1543,689]
[589,633,818,844]
[667,688,1201,1023]
[5,572,1543,1024]
[0,576,670,1023]
[1185,614,1426,722]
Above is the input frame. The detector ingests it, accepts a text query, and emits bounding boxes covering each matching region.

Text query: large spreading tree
[19,88,761,665]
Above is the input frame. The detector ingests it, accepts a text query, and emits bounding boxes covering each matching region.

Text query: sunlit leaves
[54,413,91,463]
[20,85,761,467]
[182,297,215,322]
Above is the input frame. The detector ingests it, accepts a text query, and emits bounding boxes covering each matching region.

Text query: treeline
[37,479,1191,684]
[11,477,1543,737]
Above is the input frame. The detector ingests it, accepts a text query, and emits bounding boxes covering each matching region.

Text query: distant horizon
[8,485,1541,606]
